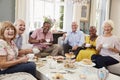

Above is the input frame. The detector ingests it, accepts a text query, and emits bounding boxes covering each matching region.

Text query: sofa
[108,63,120,76]
[0,72,37,80]
[0,44,38,80]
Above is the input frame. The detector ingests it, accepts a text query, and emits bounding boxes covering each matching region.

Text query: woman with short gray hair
[92,20,120,68]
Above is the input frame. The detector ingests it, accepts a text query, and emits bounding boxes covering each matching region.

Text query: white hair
[102,20,114,29]
[14,19,25,26]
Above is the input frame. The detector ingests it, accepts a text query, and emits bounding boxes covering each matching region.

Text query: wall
[0,0,15,22]
[110,0,120,38]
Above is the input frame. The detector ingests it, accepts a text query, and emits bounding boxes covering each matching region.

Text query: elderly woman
[0,21,36,77]
[76,26,98,61]
[91,20,120,68]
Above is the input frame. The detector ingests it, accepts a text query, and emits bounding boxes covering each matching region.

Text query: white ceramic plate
[43,42,52,45]
[28,59,36,62]
[77,61,96,67]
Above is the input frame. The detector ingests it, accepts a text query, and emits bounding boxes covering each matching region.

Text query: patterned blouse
[0,39,18,61]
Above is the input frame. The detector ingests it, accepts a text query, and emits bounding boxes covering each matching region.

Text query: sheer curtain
[63,0,73,32]
[15,0,30,44]
[15,0,27,20]
[90,0,110,35]
[90,0,96,27]
[97,0,110,35]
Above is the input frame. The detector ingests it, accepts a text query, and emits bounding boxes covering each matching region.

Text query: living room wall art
[80,4,90,22]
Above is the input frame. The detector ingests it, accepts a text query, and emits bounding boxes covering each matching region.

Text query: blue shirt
[63,30,85,47]
[14,35,23,50]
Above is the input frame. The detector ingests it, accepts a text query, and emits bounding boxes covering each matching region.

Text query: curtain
[15,0,30,44]
[90,0,96,26]
[63,0,73,32]
[15,0,27,20]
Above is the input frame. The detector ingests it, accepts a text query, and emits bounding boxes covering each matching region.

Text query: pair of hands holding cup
[98,44,119,53]
[39,39,52,45]
[82,43,93,48]
[39,39,49,43]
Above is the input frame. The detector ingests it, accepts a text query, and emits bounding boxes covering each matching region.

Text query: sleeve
[31,29,38,39]
[114,37,120,52]
[63,33,70,44]
[78,31,85,46]
[0,40,7,56]
[96,36,101,50]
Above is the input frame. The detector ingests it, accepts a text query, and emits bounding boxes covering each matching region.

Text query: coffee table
[36,58,120,80]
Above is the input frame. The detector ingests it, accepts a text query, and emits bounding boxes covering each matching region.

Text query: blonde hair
[102,20,114,30]
[0,21,17,40]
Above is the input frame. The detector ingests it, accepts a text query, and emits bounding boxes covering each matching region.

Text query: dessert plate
[77,61,96,67]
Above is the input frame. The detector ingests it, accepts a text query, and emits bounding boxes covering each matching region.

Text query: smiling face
[15,20,25,35]
[103,23,113,34]
[89,26,96,37]
[4,27,15,40]
[0,21,17,41]
[43,22,51,34]
[71,22,78,32]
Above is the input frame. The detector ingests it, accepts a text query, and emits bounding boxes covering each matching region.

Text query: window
[29,0,65,31]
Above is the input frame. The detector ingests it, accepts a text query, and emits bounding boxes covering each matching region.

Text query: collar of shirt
[71,31,77,33]
[16,34,21,38]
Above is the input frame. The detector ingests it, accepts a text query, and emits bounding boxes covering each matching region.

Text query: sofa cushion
[107,63,120,75]
[0,72,37,80]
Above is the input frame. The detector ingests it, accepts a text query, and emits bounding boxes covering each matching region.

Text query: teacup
[46,39,50,43]
[85,43,91,47]
[27,54,35,60]
[32,47,40,54]
[102,44,109,49]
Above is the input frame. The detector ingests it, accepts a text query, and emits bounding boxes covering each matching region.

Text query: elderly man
[29,21,62,57]
[62,22,85,57]
[14,19,33,55]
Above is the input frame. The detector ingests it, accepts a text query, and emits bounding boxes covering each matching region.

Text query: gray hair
[14,19,25,26]
[102,20,114,29]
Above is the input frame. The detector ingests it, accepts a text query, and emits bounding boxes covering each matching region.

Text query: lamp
[72,0,90,5]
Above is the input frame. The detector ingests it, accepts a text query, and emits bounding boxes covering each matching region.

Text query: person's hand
[25,49,33,53]
[97,44,102,51]
[72,45,78,50]
[71,59,76,63]
[108,48,119,53]
[39,39,46,43]
[62,33,67,40]
[47,43,53,46]
[18,56,29,63]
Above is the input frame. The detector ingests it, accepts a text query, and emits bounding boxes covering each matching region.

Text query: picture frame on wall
[80,4,90,22]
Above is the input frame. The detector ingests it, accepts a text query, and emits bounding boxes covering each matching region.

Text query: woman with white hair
[91,20,120,68]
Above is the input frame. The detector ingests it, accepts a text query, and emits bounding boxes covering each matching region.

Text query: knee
[63,43,69,48]
[55,44,62,50]
[27,62,36,70]
[91,54,96,60]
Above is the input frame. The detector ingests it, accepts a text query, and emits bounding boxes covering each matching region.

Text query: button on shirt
[63,31,85,47]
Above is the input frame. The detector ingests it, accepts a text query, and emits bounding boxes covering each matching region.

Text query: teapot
[97,67,109,80]
[48,59,57,69]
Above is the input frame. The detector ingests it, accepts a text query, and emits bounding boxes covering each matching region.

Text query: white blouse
[96,35,120,61]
